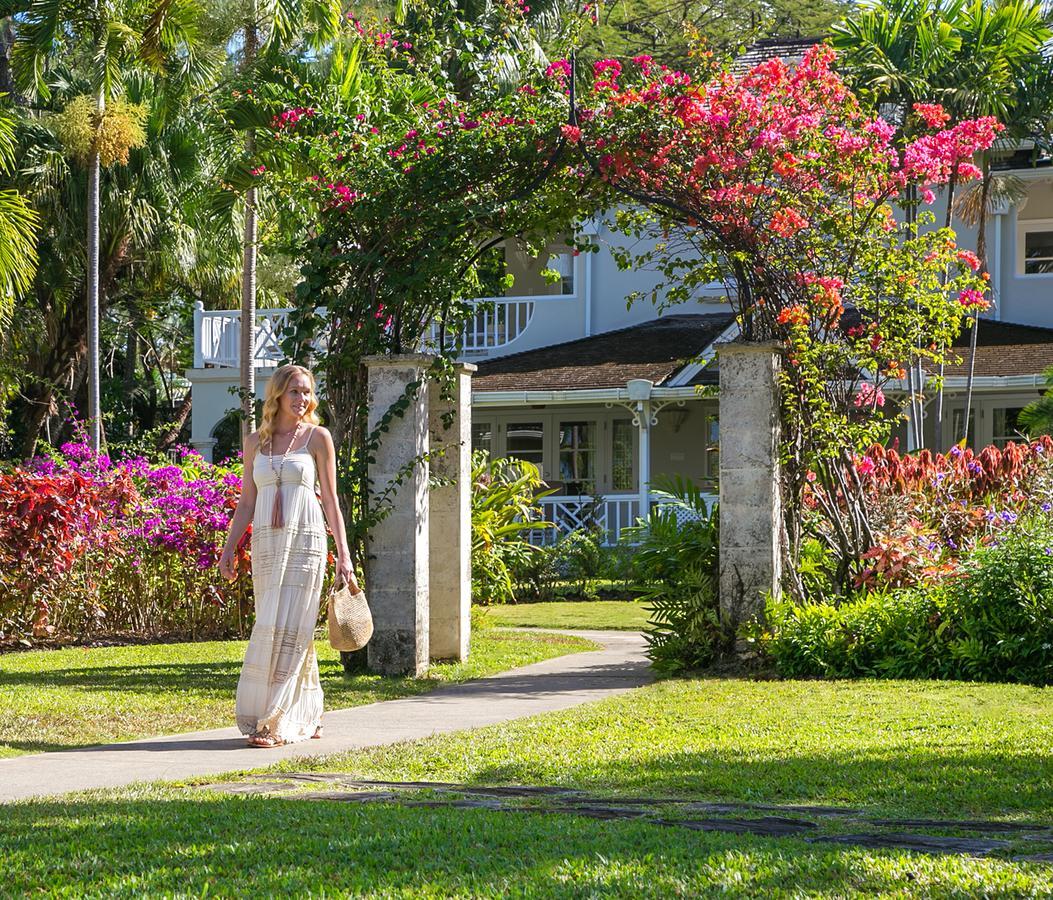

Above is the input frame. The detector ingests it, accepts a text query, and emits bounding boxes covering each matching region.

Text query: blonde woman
[219,363,357,748]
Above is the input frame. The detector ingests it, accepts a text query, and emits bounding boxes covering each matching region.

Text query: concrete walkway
[0,629,652,804]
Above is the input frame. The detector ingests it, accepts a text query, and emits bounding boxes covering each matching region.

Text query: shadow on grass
[2,795,1033,896]
[437,746,1053,822]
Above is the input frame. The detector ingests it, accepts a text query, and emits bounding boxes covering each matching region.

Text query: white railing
[530,494,643,546]
[428,296,540,355]
[195,294,573,368]
[194,304,295,369]
[530,492,718,546]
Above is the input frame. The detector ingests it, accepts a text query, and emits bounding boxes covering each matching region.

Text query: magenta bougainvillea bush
[563,44,1000,589]
[0,434,253,642]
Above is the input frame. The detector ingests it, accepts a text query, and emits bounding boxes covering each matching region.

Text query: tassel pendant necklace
[269,421,303,529]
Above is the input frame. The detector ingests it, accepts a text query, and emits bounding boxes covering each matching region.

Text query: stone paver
[0,629,651,804]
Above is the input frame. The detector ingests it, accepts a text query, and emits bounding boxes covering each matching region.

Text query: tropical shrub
[843,437,1053,589]
[760,514,1053,684]
[0,434,252,642]
[623,477,720,673]
[470,450,553,605]
[510,531,637,602]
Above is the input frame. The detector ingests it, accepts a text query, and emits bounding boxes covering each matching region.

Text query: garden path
[0,630,650,803]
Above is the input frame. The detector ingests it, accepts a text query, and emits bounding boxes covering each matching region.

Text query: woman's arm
[314,426,357,589]
[218,434,259,582]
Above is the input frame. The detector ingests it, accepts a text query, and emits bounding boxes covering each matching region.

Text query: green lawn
[483,599,650,631]
[0,629,595,758]
[5,676,1053,895]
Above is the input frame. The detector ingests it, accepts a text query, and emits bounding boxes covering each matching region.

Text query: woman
[218,363,357,748]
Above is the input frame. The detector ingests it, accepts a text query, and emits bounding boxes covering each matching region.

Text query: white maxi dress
[235,437,326,743]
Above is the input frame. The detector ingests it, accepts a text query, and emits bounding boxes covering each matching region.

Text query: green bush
[509,531,638,602]
[623,476,720,673]
[470,450,553,605]
[761,515,1053,685]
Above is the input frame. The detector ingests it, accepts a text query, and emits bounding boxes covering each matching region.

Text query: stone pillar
[362,354,434,676]
[717,341,782,638]
[427,363,476,661]
[190,438,216,463]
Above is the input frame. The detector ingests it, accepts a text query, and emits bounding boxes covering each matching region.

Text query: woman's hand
[218,546,237,582]
[336,553,357,590]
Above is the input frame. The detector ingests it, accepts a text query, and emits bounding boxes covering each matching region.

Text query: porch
[472,313,735,544]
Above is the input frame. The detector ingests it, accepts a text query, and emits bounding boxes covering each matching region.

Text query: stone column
[362,354,434,676]
[190,438,217,463]
[717,341,782,638]
[427,363,476,661]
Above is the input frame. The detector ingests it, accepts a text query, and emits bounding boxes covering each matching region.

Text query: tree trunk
[239,13,259,445]
[86,94,103,452]
[157,388,192,450]
[962,154,992,445]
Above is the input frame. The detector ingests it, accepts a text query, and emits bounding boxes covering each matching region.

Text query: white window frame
[1016,218,1053,277]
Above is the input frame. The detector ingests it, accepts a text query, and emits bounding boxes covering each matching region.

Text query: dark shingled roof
[732,36,824,72]
[473,313,735,393]
[933,319,1053,378]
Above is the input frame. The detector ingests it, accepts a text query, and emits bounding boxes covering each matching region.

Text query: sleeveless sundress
[234,434,327,743]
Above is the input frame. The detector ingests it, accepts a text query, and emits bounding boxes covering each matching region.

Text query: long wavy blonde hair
[258,364,321,452]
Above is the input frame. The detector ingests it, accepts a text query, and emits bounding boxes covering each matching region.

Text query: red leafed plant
[843,437,1053,588]
[0,469,130,636]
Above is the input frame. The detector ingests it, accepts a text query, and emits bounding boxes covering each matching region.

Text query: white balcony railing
[428,296,539,355]
[194,304,295,369]
[194,295,569,369]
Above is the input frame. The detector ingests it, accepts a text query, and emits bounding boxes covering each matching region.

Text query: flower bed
[847,437,1053,588]
[0,436,253,644]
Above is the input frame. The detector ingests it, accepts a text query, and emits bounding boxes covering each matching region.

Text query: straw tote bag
[327,580,373,651]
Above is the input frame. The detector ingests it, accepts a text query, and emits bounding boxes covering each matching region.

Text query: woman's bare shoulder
[244,431,261,451]
[310,425,335,448]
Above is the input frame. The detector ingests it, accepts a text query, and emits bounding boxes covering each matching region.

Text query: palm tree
[833,0,966,450]
[0,101,38,311]
[11,0,206,452]
[834,0,1053,450]
[945,0,1052,445]
[224,0,341,444]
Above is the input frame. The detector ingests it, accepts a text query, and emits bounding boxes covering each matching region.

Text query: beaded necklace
[268,421,303,529]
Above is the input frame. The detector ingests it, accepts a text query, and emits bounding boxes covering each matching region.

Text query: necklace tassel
[271,483,284,528]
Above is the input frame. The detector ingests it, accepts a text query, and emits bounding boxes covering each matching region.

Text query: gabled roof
[732,36,824,72]
[472,313,735,393]
[934,318,1053,379]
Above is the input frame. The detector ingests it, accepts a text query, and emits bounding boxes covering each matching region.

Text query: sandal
[248,729,285,748]
[311,725,323,740]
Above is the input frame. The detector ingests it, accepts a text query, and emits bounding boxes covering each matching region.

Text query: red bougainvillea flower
[854,382,886,409]
[913,103,951,129]
[958,288,989,309]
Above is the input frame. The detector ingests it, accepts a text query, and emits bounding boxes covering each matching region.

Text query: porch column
[362,353,434,676]
[717,342,782,638]
[427,363,475,661]
[627,379,653,517]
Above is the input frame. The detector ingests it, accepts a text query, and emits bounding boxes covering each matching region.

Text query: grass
[0,628,595,758]
[5,676,1053,895]
[483,599,650,631]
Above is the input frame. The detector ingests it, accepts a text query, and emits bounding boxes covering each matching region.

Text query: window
[612,419,635,491]
[558,421,595,494]
[506,421,544,468]
[550,252,574,295]
[951,409,976,447]
[471,422,492,455]
[1024,230,1053,274]
[993,407,1024,448]
[705,413,720,477]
